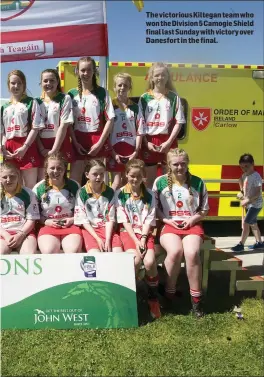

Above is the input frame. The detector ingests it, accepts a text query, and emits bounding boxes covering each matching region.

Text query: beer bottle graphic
[81,256,96,278]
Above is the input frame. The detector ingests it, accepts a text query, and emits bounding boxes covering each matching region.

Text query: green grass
[1,298,264,376]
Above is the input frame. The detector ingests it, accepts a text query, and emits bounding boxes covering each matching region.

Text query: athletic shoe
[191,297,204,318]
[148,299,161,319]
[248,242,264,250]
[231,243,244,252]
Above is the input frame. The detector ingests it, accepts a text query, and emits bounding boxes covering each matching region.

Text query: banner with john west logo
[1,1,108,63]
[0,253,138,329]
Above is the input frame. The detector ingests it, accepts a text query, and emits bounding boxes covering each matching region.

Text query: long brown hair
[76,57,98,100]
[125,159,149,200]
[147,62,175,92]
[40,69,62,97]
[7,69,27,97]
[167,148,194,206]
[84,159,106,174]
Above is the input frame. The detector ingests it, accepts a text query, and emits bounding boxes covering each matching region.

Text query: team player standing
[2,59,262,318]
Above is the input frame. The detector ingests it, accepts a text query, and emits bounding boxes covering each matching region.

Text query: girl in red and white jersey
[1,70,44,188]
[68,57,115,184]
[0,162,40,254]
[108,73,143,190]
[115,159,161,319]
[33,152,82,254]
[152,148,209,317]
[138,62,186,188]
[37,69,75,180]
[74,159,123,253]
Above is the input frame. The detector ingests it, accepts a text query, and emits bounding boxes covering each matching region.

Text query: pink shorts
[140,134,178,165]
[160,223,204,238]
[82,227,122,252]
[107,142,135,172]
[38,225,82,239]
[74,130,111,160]
[39,130,75,165]
[0,230,36,241]
[5,137,40,169]
[120,232,155,251]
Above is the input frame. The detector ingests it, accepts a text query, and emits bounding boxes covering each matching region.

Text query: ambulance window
[130,96,187,140]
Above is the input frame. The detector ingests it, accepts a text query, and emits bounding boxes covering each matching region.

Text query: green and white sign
[0,253,138,329]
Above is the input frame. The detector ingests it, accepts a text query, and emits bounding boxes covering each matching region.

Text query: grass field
[2,275,264,377]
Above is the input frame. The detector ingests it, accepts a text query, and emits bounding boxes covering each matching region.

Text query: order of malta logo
[1,0,35,22]
[191,108,211,131]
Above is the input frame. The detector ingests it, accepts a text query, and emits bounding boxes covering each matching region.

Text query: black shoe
[191,298,204,318]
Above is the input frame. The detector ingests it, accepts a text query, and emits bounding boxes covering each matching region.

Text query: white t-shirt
[153,174,209,221]
[74,183,115,228]
[33,179,80,222]
[138,90,185,136]
[39,93,73,139]
[69,87,115,133]
[115,184,156,234]
[242,171,263,209]
[0,186,40,231]
[110,98,143,148]
[1,97,44,139]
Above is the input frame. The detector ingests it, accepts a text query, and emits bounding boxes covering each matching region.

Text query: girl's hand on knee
[7,233,24,248]
[96,237,105,252]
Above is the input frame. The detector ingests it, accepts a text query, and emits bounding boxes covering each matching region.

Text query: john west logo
[1,0,35,22]
[80,256,96,278]
[191,108,211,131]
[34,308,89,325]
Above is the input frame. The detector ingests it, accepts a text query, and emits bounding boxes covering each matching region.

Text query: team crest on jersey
[191,108,211,131]
[176,200,183,208]
[122,123,127,130]
[55,206,62,213]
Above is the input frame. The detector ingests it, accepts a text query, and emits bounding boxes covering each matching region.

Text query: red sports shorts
[82,227,122,252]
[140,134,177,165]
[74,130,111,160]
[5,137,40,169]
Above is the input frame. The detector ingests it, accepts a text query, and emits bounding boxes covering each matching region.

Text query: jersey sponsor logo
[169,210,191,216]
[6,125,20,132]
[44,124,55,130]
[117,131,133,138]
[77,116,92,122]
[146,121,165,127]
[191,108,211,131]
[1,215,21,223]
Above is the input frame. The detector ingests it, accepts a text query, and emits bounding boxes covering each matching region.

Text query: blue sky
[1,0,263,98]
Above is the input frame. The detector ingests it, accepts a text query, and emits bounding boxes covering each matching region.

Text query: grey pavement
[212,236,264,276]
